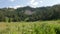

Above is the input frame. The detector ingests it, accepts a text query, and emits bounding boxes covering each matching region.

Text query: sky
[0,0,60,9]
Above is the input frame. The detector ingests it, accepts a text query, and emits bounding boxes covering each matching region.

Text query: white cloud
[32,2,38,6]
[28,0,43,8]
[39,1,43,3]
[8,5,22,9]
[31,2,39,8]
[29,0,39,7]
[10,0,15,2]
[30,0,36,4]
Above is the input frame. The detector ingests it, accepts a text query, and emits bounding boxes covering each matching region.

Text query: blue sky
[0,0,60,8]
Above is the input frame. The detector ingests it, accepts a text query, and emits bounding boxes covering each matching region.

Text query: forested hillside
[0,4,60,22]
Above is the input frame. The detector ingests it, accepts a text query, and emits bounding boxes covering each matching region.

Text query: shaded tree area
[0,4,60,22]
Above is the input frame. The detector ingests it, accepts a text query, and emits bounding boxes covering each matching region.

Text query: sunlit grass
[0,20,60,34]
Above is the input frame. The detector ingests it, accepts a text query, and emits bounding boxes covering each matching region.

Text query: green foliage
[0,20,60,34]
[0,4,60,22]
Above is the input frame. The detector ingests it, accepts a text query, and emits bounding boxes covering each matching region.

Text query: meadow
[0,20,60,34]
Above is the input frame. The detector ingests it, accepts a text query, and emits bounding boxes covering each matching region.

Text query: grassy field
[0,20,60,34]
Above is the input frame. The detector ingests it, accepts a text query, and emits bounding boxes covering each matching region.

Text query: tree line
[0,4,60,22]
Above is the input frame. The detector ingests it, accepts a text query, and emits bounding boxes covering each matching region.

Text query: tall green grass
[0,20,60,34]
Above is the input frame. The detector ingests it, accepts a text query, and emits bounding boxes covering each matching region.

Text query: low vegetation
[0,20,60,34]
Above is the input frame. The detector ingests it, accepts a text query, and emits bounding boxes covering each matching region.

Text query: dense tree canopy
[0,4,60,22]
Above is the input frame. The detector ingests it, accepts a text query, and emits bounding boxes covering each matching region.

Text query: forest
[0,4,60,22]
